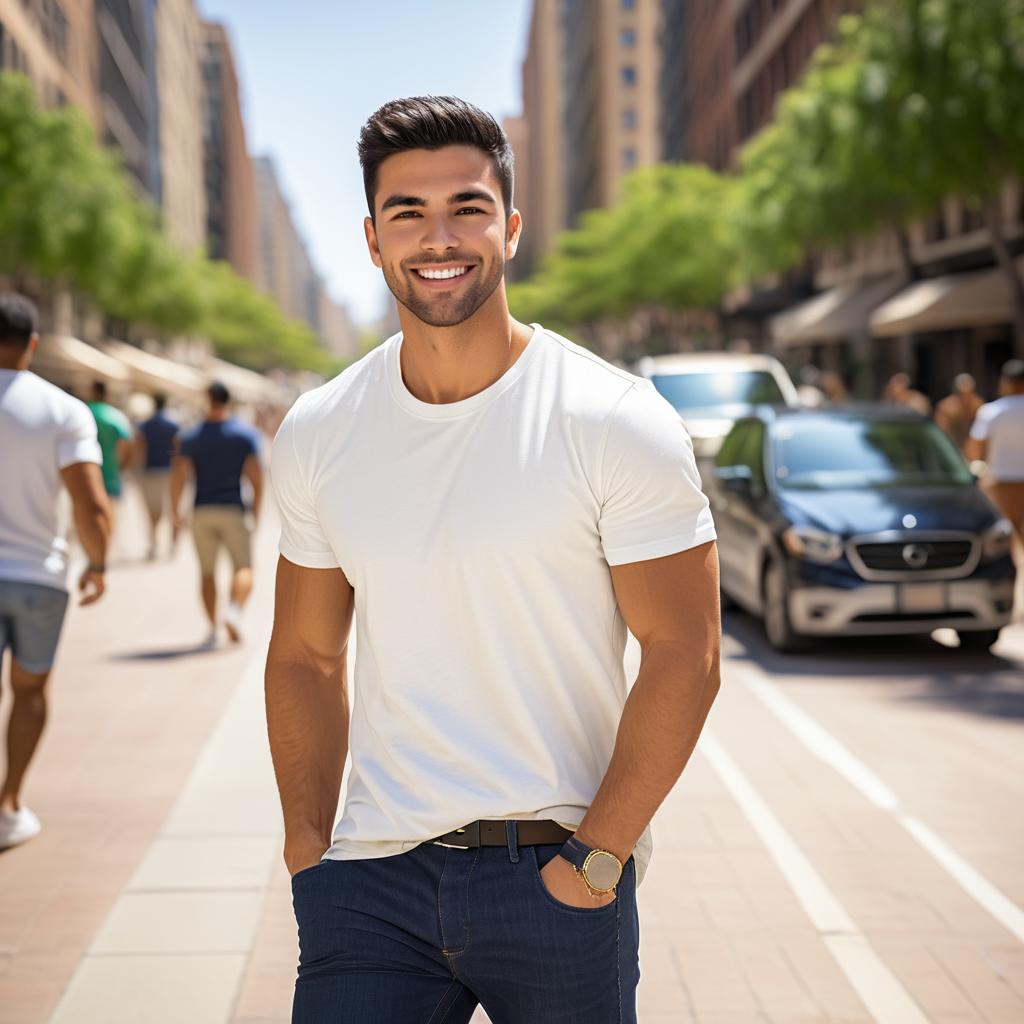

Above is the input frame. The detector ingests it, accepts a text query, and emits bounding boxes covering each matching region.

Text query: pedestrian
[135,392,180,560]
[967,359,1024,548]
[86,379,133,503]
[796,364,826,407]
[883,371,932,415]
[0,294,112,849]
[819,370,848,404]
[266,96,721,1023]
[935,373,985,453]
[171,381,262,646]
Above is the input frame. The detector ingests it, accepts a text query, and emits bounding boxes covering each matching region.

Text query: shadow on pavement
[108,643,235,662]
[723,611,1024,720]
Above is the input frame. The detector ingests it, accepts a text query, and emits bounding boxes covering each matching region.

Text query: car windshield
[773,417,974,489]
[650,371,786,413]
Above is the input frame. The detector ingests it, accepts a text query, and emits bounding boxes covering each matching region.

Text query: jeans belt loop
[505,820,520,863]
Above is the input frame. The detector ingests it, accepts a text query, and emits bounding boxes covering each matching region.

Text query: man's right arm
[59,461,113,605]
[265,555,354,876]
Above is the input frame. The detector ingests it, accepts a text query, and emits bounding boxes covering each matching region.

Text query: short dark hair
[208,380,230,406]
[358,96,514,221]
[153,392,168,411]
[91,380,108,402]
[1002,359,1024,382]
[0,293,38,348]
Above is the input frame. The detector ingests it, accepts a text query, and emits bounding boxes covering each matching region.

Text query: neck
[208,408,229,422]
[396,288,533,404]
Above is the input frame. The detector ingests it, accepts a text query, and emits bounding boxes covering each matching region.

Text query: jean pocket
[529,845,620,915]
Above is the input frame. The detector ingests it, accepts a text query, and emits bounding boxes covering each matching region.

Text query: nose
[418,212,460,254]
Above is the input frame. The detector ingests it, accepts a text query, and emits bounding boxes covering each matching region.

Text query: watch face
[583,850,622,891]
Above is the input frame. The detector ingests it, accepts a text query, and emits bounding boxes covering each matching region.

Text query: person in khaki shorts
[171,382,263,645]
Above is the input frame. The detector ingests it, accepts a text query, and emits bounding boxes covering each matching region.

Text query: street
[1,483,1022,1023]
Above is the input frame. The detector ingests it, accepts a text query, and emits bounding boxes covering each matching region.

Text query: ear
[364,216,383,269]
[505,208,523,260]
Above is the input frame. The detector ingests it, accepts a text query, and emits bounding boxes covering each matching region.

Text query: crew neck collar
[387,324,544,420]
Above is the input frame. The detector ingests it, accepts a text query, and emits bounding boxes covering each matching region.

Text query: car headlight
[782,525,844,564]
[981,518,1013,560]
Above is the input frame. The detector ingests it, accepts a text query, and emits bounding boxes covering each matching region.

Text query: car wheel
[763,557,808,653]
[957,629,1001,652]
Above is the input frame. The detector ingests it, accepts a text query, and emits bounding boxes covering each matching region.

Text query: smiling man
[266,96,721,1023]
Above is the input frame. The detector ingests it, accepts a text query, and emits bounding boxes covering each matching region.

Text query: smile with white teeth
[414,266,471,280]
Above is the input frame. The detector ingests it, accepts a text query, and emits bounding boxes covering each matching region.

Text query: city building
[317,286,360,362]
[658,0,687,163]
[155,0,204,253]
[96,0,162,200]
[201,19,256,282]
[501,114,530,282]
[684,0,735,170]
[0,0,100,124]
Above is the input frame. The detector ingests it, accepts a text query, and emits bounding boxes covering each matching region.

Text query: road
[0,479,1021,1022]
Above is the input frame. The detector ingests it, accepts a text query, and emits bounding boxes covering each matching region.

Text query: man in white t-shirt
[267,97,721,1024]
[968,358,1024,548]
[0,294,112,849]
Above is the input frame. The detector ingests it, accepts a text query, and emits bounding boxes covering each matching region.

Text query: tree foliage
[0,72,331,373]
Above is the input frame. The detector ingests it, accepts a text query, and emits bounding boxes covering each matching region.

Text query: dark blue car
[712,406,1016,652]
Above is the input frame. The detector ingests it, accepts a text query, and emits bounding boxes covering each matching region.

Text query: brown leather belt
[431,819,573,849]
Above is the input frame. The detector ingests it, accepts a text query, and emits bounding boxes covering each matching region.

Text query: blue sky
[196,1,533,326]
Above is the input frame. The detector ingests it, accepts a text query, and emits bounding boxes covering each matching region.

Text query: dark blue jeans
[290,838,640,1023]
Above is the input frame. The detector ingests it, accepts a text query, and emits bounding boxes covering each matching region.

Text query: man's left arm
[542,540,721,907]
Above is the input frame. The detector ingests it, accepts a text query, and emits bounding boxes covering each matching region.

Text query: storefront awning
[30,335,130,391]
[870,259,1023,337]
[204,357,283,405]
[772,276,904,347]
[102,339,206,399]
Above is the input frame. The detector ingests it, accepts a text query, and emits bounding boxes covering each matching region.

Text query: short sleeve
[56,399,102,469]
[598,381,716,566]
[270,411,339,569]
[113,409,133,441]
[968,403,994,441]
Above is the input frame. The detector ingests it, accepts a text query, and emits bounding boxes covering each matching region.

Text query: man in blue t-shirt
[171,381,263,646]
[136,392,180,560]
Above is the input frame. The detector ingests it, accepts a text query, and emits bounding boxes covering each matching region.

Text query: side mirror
[715,464,754,495]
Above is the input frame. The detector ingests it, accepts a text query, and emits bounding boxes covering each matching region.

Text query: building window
[620,27,636,47]
[622,147,637,170]
[621,65,637,86]
[622,107,637,130]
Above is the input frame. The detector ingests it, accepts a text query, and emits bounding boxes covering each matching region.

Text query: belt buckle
[434,820,481,849]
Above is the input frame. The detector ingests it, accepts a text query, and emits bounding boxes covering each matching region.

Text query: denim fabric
[0,579,69,673]
[290,840,640,1023]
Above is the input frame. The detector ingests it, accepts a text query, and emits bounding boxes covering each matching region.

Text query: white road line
[704,733,929,1019]
[701,733,929,1024]
[739,666,1024,945]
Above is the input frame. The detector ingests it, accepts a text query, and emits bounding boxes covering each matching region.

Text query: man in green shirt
[86,380,133,499]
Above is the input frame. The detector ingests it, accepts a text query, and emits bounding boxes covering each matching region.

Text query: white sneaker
[224,602,244,644]
[198,627,219,650]
[0,806,42,849]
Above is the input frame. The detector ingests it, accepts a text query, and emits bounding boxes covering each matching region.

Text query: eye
[393,210,421,219]
[456,207,484,215]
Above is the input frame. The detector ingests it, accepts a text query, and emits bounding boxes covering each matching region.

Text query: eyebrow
[380,189,496,212]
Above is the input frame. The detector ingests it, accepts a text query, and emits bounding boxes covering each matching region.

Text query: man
[267,97,720,1022]
[86,380,133,502]
[135,393,180,560]
[0,294,111,849]
[968,359,1024,547]
[883,371,932,415]
[935,372,985,452]
[171,382,262,645]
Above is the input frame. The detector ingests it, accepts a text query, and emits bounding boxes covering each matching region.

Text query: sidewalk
[1,480,1022,1022]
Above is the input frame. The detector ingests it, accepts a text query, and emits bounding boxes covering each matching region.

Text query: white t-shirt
[270,325,716,883]
[970,395,1024,482]
[0,369,102,590]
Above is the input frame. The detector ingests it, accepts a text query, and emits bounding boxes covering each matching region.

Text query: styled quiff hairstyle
[358,96,514,222]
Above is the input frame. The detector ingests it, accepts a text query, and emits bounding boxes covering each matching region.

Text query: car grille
[846,531,979,581]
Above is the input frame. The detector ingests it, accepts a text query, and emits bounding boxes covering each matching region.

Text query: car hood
[678,404,754,438]
[776,485,998,536]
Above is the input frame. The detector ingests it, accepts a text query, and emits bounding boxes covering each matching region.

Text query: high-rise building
[201,20,256,282]
[517,0,662,276]
[658,0,687,162]
[155,0,204,253]
[0,0,99,122]
[684,0,736,170]
[96,0,162,199]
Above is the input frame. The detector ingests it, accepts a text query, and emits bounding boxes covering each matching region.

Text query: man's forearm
[575,639,720,863]
[265,655,349,860]
[75,497,112,567]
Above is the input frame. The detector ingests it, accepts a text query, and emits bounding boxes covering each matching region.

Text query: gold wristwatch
[557,835,623,896]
